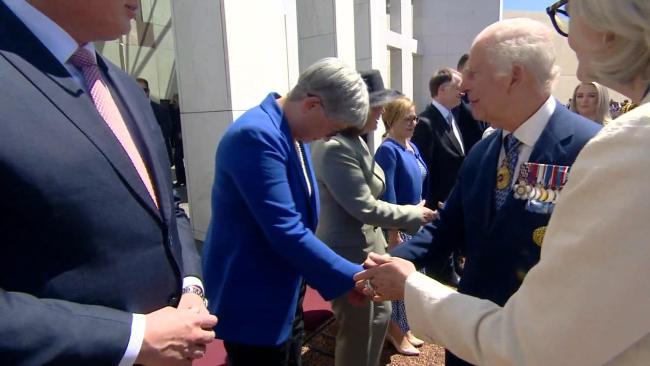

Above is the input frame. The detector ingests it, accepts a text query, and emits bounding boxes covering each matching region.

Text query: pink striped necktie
[68,47,159,208]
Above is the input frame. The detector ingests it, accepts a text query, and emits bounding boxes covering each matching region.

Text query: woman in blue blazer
[202,58,370,366]
[375,96,429,355]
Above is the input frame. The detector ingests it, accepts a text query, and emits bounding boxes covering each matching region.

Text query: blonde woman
[375,96,427,356]
[570,81,612,124]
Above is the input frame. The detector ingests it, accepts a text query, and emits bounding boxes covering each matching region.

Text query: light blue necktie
[494,134,521,210]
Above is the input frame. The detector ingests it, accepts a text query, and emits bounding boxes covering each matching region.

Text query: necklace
[294,140,312,196]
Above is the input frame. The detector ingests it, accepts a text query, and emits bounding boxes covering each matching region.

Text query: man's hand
[178,293,208,315]
[363,253,391,269]
[354,253,416,301]
[135,306,218,366]
[417,200,439,224]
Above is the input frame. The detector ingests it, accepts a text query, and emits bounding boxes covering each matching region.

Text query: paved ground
[302,320,446,365]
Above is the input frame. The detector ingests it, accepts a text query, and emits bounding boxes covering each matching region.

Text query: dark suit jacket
[150,100,173,159]
[392,103,601,366]
[455,100,487,152]
[0,3,199,365]
[412,103,473,208]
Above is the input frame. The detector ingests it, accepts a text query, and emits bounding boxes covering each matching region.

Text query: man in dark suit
[360,18,601,366]
[413,68,466,209]
[454,53,488,150]
[411,68,468,284]
[137,77,173,162]
[0,1,217,365]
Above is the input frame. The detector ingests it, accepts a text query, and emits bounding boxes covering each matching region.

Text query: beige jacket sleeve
[405,101,650,366]
[313,137,422,234]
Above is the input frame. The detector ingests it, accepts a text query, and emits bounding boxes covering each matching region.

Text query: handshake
[350,253,418,303]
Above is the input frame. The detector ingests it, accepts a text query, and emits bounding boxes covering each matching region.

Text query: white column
[412,0,502,109]
[171,0,299,239]
[297,0,356,70]
[354,0,389,152]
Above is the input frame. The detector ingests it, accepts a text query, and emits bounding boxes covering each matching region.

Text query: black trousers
[224,283,306,366]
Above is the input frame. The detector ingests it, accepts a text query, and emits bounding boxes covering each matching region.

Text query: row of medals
[513,181,561,202]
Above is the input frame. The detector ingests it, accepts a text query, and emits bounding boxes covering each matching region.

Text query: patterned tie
[494,134,520,210]
[68,48,159,208]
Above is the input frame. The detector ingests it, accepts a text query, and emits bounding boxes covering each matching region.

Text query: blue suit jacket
[0,3,199,365]
[392,103,601,306]
[203,93,362,346]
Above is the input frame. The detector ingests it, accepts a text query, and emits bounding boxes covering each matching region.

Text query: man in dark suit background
[455,53,488,150]
[411,68,467,284]
[0,1,216,365]
[137,77,173,162]
[362,18,601,366]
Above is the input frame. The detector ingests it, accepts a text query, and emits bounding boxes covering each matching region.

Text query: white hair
[288,57,369,129]
[571,0,650,86]
[475,18,561,93]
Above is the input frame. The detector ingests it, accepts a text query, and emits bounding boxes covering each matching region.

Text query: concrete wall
[171,0,299,239]
[412,0,502,110]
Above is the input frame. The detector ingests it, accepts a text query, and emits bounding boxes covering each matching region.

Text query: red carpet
[193,287,331,366]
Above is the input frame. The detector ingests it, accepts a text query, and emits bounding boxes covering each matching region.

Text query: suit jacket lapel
[529,105,571,164]
[0,6,162,222]
[480,130,503,226]
[429,105,464,156]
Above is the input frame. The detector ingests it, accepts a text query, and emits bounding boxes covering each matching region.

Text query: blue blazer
[0,3,199,365]
[203,93,362,346]
[392,103,601,306]
[375,138,427,205]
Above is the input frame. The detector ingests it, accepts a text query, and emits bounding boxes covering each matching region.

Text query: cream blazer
[311,134,422,259]
[404,96,650,366]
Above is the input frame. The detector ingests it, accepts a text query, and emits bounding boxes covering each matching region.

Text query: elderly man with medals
[358,18,601,366]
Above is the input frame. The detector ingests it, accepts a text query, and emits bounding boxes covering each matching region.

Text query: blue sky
[503,0,551,11]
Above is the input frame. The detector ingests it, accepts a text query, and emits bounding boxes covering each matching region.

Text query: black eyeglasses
[546,0,569,37]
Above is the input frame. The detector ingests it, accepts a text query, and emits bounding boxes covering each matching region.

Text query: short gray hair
[571,0,650,86]
[287,58,369,129]
[476,18,560,93]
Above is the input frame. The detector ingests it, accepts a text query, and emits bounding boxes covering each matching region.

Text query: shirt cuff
[118,313,146,366]
[182,276,204,291]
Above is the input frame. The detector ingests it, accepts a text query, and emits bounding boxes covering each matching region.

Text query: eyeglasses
[403,115,420,123]
[546,0,569,37]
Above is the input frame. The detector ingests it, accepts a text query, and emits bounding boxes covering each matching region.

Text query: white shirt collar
[504,96,556,148]
[3,0,96,65]
[431,99,452,120]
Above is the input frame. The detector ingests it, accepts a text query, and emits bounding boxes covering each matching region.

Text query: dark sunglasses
[546,0,569,37]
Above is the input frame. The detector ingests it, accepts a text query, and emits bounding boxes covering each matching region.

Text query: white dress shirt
[431,99,465,154]
[3,1,202,365]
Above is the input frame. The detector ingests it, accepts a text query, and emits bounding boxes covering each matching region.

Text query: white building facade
[102,0,503,239]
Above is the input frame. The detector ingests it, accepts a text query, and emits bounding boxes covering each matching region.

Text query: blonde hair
[570,0,650,86]
[569,82,612,124]
[381,97,416,138]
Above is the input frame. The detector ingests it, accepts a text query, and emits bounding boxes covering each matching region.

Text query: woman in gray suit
[311,70,436,366]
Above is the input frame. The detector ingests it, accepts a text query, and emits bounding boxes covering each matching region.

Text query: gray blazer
[311,133,423,366]
[311,134,421,258]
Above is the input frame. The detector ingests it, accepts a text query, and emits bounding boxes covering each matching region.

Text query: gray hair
[570,82,612,124]
[287,58,369,129]
[571,0,650,86]
[476,18,561,94]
